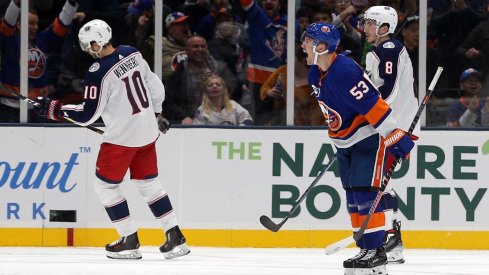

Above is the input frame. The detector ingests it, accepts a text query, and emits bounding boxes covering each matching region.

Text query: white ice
[0,247,488,275]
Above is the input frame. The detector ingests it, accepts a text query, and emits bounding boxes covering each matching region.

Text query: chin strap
[312,45,329,65]
[89,44,104,59]
[374,28,390,46]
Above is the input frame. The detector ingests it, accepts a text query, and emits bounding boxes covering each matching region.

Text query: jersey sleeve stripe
[0,19,16,36]
[364,99,390,127]
[52,18,69,37]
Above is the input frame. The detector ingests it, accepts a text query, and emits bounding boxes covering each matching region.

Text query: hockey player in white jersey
[362,6,419,264]
[34,19,190,260]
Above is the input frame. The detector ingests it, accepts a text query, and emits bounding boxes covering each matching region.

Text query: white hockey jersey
[365,39,418,133]
[61,46,165,147]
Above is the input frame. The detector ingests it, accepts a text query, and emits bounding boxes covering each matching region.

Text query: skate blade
[387,251,405,264]
[162,243,190,259]
[344,265,388,275]
[106,249,142,260]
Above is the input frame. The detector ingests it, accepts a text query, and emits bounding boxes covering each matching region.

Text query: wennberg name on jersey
[113,56,139,78]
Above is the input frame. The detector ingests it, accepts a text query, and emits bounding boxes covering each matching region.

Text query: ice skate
[343,249,368,269]
[159,226,190,259]
[383,220,405,264]
[105,232,142,259]
[344,247,388,275]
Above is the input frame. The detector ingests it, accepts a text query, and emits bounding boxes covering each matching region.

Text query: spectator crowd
[1,0,489,128]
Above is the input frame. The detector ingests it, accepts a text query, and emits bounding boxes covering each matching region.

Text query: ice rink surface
[0,247,488,275]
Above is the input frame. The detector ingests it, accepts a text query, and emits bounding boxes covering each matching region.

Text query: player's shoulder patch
[89,62,100,72]
[383,42,395,49]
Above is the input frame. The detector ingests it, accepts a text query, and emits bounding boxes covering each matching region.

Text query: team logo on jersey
[89,62,100,72]
[171,51,188,71]
[383,42,395,49]
[28,46,46,79]
[318,101,342,131]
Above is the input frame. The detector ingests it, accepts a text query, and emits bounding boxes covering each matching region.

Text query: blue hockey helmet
[301,23,340,53]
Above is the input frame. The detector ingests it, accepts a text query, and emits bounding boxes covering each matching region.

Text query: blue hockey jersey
[309,54,399,148]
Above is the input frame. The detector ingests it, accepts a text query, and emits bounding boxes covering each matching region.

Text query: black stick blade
[259,215,282,232]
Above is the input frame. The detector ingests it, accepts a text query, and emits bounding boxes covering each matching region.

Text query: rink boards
[0,126,488,249]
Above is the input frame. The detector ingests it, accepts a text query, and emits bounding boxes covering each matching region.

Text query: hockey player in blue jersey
[301,22,415,275]
[362,6,420,264]
[34,19,190,260]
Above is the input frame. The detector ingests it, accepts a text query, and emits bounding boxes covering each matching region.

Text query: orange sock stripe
[350,212,361,227]
[351,212,385,229]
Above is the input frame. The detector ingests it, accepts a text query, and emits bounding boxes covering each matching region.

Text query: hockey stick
[260,155,337,232]
[7,90,104,135]
[351,66,444,242]
[325,235,355,255]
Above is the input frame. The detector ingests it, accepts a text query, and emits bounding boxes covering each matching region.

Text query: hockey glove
[157,113,170,134]
[384,129,415,160]
[34,97,63,121]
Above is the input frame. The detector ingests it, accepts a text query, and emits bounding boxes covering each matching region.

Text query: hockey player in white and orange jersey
[33,19,189,260]
[301,22,415,275]
[362,6,420,265]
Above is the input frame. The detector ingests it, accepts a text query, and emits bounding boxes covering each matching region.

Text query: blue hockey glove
[384,129,415,160]
[34,97,63,121]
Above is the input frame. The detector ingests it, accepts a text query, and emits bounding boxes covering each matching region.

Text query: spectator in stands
[207,7,249,108]
[124,0,171,48]
[447,68,489,127]
[332,0,362,61]
[239,0,289,121]
[456,16,489,97]
[195,0,236,41]
[163,35,237,125]
[258,47,324,126]
[296,7,313,33]
[430,0,485,89]
[182,0,212,33]
[0,0,78,122]
[141,12,191,83]
[193,75,253,126]
[400,14,438,89]
[312,5,333,23]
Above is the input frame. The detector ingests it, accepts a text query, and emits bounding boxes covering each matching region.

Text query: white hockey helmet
[363,6,398,35]
[78,19,112,53]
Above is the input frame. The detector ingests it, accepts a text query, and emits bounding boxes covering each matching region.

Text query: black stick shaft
[6,89,104,135]
[260,155,337,232]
